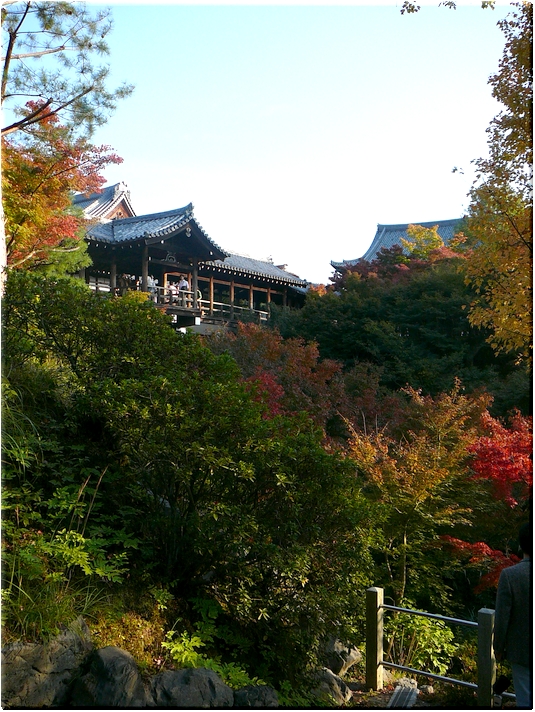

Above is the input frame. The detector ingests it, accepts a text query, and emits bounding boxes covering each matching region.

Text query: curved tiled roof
[73,182,136,220]
[332,218,462,269]
[202,253,308,286]
[86,205,227,259]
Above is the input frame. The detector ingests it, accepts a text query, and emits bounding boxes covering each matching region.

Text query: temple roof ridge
[107,204,193,225]
[375,217,460,230]
[228,249,272,262]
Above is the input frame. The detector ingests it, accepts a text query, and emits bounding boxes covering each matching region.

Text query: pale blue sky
[88,1,511,283]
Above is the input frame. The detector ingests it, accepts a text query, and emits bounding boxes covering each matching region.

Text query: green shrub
[384,609,456,676]
[162,627,265,689]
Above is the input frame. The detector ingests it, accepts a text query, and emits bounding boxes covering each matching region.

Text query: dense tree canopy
[272,249,531,418]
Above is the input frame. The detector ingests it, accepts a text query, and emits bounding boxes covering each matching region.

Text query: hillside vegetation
[1,1,531,703]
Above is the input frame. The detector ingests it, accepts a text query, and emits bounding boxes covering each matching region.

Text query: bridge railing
[200,300,269,323]
[365,586,515,708]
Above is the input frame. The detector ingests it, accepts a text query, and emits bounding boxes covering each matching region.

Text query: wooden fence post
[477,608,496,708]
[366,586,384,691]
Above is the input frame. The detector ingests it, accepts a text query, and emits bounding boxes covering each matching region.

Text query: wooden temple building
[331,218,461,276]
[74,183,308,330]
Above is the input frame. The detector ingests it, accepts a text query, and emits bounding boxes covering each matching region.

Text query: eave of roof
[201,253,308,286]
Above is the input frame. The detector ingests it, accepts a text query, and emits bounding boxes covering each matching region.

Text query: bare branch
[2,85,93,136]
[1,97,53,134]
[5,45,69,61]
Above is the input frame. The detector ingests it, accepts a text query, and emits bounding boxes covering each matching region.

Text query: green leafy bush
[162,610,265,690]
[384,609,457,675]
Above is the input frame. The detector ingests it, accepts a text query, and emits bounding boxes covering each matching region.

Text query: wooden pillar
[267,288,271,304]
[283,287,287,307]
[249,284,254,310]
[110,261,117,291]
[477,608,496,708]
[77,268,86,282]
[209,276,214,316]
[192,258,198,309]
[366,587,384,691]
[230,280,235,318]
[141,244,149,292]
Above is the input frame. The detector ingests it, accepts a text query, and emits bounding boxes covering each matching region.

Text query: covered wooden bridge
[78,186,308,330]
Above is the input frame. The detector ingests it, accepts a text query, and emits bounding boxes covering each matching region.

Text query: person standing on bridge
[178,275,190,306]
[493,522,532,709]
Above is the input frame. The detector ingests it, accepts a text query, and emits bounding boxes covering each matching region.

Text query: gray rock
[151,667,234,708]
[396,676,418,689]
[311,667,353,706]
[234,684,279,708]
[420,684,434,694]
[69,646,149,707]
[323,636,363,676]
[1,617,92,709]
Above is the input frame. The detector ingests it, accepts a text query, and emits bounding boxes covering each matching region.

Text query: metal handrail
[381,603,478,628]
[383,662,516,701]
[382,661,477,689]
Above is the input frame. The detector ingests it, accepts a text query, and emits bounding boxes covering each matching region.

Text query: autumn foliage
[440,410,532,593]
[441,536,521,593]
[204,322,348,435]
[3,102,122,271]
[468,410,532,507]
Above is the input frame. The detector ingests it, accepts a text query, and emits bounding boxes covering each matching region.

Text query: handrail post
[477,608,496,708]
[366,586,384,691]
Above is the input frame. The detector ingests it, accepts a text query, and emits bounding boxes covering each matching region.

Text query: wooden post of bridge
[192,258,199,310]
[209,276,214,316]
[110,261,117,293]
[477,608,496,708]
[141,244,149,292]
[366,586,384,691]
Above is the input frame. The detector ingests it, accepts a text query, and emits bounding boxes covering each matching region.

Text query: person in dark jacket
[494,522,532,708]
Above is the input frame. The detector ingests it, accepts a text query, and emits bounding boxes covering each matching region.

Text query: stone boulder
[1,617,93,709]
[311,667,353,706]
[151,667,234,708]
[69,646,150,708]
[234,684,279,708]
[323,636,363,676]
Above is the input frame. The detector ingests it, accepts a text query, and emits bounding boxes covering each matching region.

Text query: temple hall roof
[332,218,462,270]
[73,182,136,221]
